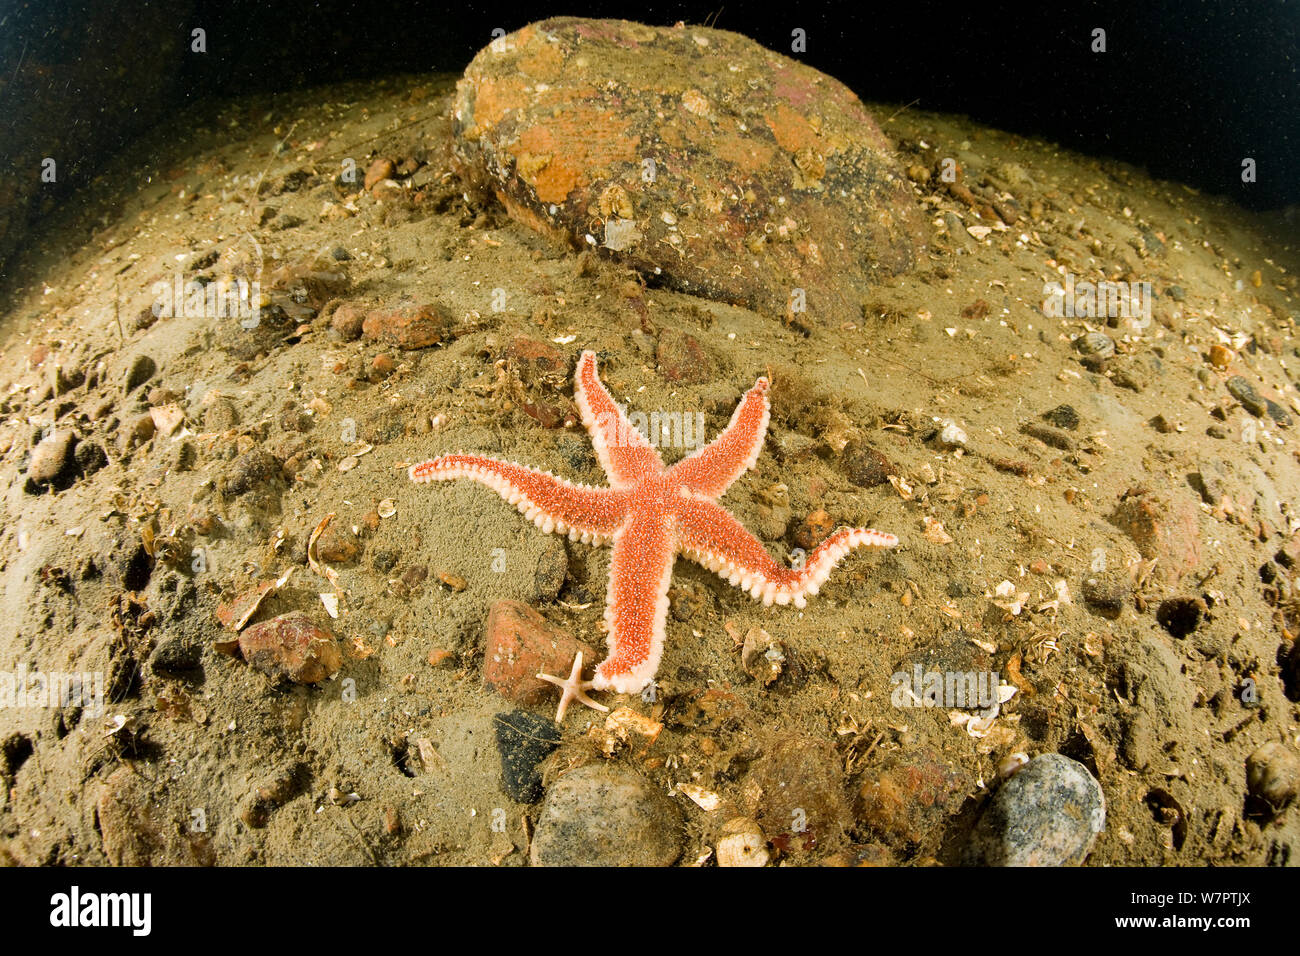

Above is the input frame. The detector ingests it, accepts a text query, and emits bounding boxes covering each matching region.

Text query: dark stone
[493,709,561,803]
[1041,404,1079,430]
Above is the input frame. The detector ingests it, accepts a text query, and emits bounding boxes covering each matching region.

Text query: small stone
[1167,285,1186,302]
[482,600,595,705]
[532,537,568,603]
[223,448,279,496]
[364,157,396,191]
[314,525,360,564]
[716,817,769,867]
[1226,376,1268,418]
[1075,331,1115,369]
[74,441,108,477]
[26,430,76,485]
[1081,572,1131,619]
[740,627,785,686]
[369,353,396,380]
[1020,421,1073,451]
[124,354,157,394]
[965,753,1105,866]
[656,329,713,384]
[505,335,568,383]
[855,746,971,845]
[843,440,893,487]
[530,765,683,867]
[1265,398,1292,426]
[203,396,240,431]
[791,509,835,550]
[362,302,456,350]
[237,611,342,684]
[493,709,562,803]
[1109,489,1202,583]
[1245,742,1299,815]
[1041,404,1079,430]
[1208,344,1233,369]
[330,302,367,340]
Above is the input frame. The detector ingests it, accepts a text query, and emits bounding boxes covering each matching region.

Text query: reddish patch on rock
[483,599,596,705]
[452,17,926,325]
[855,747,971,845]
[1109,488,1203,583]
[362,302,456,350]
[237,611,342,684]
[656,329,713,384]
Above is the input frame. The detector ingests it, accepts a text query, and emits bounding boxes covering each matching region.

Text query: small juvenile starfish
[536,651,610,723]
[410,349,897,696]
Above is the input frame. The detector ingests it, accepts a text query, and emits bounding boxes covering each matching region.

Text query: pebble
[530,765,683,866]
[1208,344,1234,369]
[493,709,561,803]
[1041,404,1079,430]
[855,746,971,845]
[362,302,456,350]
[222,448,280,496]
[364,157,396,192]
[965,753,1105,866]
[1226,376,1268,418]
[505,335,568,384]
[124,354,157,394]
[842,440,893,487]
[237,611,342,684]
[1020,421,1073,451]
[453,18,925,322]
[1245,742,1299,814]
[1108,489,1202,583]
[482,600,596,706]
[26,430,76,485]
[203,396,240,431]
[1081,572,1131,619]
[330,301,367,341]
[791,509,835,549]
[531,537,568,603]
[1075,331,1115,369]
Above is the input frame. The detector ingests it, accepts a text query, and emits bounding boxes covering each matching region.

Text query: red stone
[483,600,595,705]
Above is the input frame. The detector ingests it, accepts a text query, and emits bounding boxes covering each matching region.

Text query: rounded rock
[966,753,1105,866]
[530,764,683,867]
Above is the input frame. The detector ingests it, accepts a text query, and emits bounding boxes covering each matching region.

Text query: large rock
[452,17,925,323]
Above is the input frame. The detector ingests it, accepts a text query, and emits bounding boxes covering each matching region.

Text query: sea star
[409,349,897,697]
[536,651,610,723]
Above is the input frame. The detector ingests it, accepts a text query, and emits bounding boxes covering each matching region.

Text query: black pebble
[494,709,561,803]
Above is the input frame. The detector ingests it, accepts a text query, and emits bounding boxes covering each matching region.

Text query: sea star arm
[676,494,897,609]
[667,375,770,499]
[590,509,676,695]
[574,350,665,487]
[409,454,629,543]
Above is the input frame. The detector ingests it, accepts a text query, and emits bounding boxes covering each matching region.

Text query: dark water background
[0,0,1296,279]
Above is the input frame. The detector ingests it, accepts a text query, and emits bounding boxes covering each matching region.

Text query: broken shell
[377,498,397,518]
[716,817,769,867]
[676,782,722,812]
